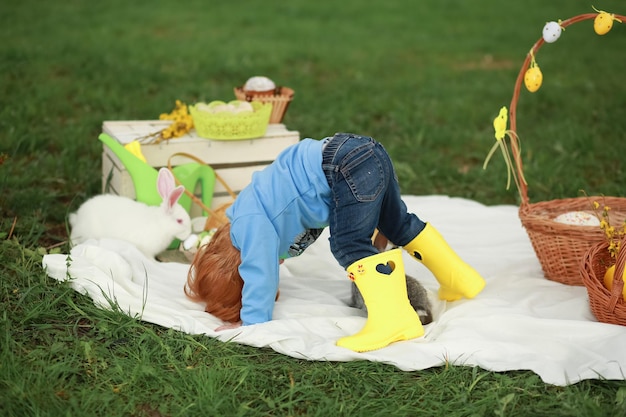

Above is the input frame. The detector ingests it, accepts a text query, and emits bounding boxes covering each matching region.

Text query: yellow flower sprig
[137,100,194,144]
[588,196,626,258]
[483,106,527,199]
[158,100,194,141]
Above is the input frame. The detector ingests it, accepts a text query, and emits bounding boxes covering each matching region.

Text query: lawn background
[2,0,626,416]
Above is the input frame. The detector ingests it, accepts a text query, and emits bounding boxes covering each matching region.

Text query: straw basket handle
[608,237,626,311]
[166,152,237,222]
[508,12,626,206]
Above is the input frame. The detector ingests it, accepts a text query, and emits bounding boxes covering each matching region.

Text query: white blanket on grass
[42,195,626,386]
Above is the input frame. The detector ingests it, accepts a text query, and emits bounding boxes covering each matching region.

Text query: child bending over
[185,132,485,352]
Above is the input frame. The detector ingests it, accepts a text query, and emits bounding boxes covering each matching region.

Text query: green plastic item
[98,133,216,215]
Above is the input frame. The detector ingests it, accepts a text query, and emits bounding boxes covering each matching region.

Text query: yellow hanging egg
[594,12,614,35]
[524,66,543,93]
[603,265,626,299]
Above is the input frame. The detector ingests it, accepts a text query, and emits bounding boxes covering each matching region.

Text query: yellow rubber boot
[403,223,485,301]
[337,249,424,352]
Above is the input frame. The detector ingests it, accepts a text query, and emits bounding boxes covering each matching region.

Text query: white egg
[195,103,212,112]
[238,101,254,111]
[191,216,209,233]
[199,233,213,247]
[182,234,199,250]
[542,21,562,43]
[209,103,234,114]
[232,101,254,113]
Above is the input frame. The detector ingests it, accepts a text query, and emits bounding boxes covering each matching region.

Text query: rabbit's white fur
[69,168,192,258]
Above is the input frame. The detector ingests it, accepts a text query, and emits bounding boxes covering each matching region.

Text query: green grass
[2,0,626,415]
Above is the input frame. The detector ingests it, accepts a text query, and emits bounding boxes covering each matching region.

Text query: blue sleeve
[229,215,280,326]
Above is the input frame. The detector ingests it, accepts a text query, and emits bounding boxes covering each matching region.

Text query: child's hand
[215,321,242,331]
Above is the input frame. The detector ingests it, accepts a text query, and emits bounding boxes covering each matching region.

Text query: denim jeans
[321,132,426,269]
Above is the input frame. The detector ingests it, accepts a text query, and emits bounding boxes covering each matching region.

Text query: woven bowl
[581,238,626,325]
[234,86,294,124]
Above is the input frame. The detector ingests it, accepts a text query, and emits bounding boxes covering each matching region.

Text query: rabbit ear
[157,167,187,213]
[157,168,175,199]
[166,185,185,211]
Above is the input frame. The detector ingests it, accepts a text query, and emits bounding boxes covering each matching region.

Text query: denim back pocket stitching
[340,147,384,202]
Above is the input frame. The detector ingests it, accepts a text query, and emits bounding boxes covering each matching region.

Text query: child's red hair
[185,223,243,322]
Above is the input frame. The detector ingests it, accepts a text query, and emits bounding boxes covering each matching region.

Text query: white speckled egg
[542,21,562,43]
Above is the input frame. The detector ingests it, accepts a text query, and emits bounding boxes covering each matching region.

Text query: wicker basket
[506,12,626,286]
[580,238,626,325]
[234,86,294,124]
[190,100,272,140]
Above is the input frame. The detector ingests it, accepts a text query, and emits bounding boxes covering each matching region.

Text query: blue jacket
[226,138,331,325]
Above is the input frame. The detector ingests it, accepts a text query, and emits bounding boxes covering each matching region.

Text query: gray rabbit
[349,232,433,325]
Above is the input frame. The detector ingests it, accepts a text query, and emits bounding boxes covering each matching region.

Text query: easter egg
[603,265,626,299]
[542,21,562,43]
[524,66,543,93]
[182,234,199,251]
[594,12,614,35]
[232,101,254,114]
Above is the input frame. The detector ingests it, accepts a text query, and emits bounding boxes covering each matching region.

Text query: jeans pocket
[341,148,384,202]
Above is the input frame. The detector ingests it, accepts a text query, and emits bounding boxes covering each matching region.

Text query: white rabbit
[69,168,192,258]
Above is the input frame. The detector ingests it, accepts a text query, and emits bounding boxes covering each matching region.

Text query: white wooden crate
[101,121,300,216]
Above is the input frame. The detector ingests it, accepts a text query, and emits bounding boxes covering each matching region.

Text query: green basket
[190,100,272,140]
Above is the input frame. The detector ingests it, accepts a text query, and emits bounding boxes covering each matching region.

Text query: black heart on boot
[376,261,395,275]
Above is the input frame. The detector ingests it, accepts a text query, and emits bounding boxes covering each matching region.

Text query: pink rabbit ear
[167,185,185,210]
[157,168,175,199]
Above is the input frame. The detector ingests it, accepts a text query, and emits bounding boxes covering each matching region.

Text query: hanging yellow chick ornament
[483,106,526,199]
[524,50,543,93]
[593,6,622,35]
